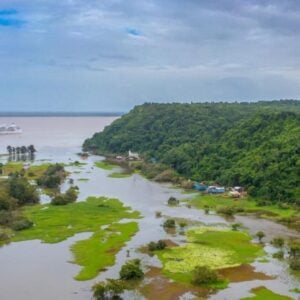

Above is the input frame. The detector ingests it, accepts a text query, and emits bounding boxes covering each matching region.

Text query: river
[0,116,299,300]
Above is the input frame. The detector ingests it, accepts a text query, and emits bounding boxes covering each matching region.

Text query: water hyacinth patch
[156,226,263,286]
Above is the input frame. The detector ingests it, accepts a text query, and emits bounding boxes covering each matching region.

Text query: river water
[0,117,299,300]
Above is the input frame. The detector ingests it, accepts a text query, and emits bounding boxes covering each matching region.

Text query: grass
[156,226,263,287]
[71,222,138,280]
[12,196,140,280]
[242,286,292,300]
[1,162,53,180]
[190,194,297,220]
[77,178,89,182]
[108,172,132,178]
[1,162,23,175]
[14,196,140,243]
[95,161,118,170]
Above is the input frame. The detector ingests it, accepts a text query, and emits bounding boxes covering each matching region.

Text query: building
[128,150,140,160]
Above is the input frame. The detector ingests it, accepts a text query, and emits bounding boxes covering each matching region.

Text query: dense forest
[84,100,300,202]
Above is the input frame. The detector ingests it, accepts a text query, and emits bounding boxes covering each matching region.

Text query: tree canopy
[84,100,300,202]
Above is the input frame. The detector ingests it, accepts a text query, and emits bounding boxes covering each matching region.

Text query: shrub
[0,211,13,226]
[163,219,176,228]
[51,187,78,206]
[256,231,265,243]
[11,218,33,231]
[216,206,235,216]
[272,237,285,248]
[179,221,187,229]
[0,231,9,242]
[289,240,300,258]
[167,197,179,206]
[119,259,144,280]
[231,223,241,231]
[272,251,284,259]
[148,240,167,251]
[155,211,162,218]
[92,279,124,300]
[8,177,39,205]
[289,259,300,271]
[191,266,218,285]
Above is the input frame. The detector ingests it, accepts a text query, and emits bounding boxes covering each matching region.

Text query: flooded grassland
[0,116,299,300]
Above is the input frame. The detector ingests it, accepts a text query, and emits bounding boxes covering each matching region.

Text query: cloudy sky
[0,0,300,112]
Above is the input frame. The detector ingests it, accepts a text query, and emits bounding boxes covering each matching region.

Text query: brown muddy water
[0,117,299,300]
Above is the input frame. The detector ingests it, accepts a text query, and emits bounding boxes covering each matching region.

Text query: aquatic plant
[119,259,144,280]
[191,266,219,285]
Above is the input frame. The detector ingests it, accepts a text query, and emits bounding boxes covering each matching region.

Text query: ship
[0,123,22,134]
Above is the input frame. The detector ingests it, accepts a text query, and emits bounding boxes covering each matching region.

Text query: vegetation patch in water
[241,286,292,300]
[78,178,89,182]
[108,172,131,178]
[13,196,140,243]
[71,222,138,280]
[190,194,297,220]
[156,227,263,287]
[1,162,51,179]
[95,161,118,170]
[10,196,140,280]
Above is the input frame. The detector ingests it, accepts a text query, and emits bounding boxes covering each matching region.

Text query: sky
[0,0,300,112]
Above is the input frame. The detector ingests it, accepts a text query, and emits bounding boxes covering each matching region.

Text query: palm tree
[21,146,27,154]
[28,145,36,154]
[7,145,12,154]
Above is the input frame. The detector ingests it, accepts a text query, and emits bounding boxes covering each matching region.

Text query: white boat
[0,123,22,134]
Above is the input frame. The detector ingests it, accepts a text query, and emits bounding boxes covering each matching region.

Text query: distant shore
[0,112,123,117]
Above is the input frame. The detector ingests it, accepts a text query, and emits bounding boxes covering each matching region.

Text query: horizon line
[0,111,124,117]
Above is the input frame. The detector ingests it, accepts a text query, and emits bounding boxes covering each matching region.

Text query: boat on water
[0,123,22,134]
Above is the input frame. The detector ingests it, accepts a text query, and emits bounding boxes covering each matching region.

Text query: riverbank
[94,158,300,231]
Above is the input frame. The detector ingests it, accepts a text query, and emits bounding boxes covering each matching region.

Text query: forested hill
[84,100,300,202]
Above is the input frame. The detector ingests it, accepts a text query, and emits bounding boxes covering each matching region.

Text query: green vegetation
[191,266,220,286]
[242,286,292,300]
[65,161,87,167]
[0,162,50,180]
[119,259,144,280]
[148,240,167,251]
[108,172,131,178]
[13,196,139,243]
[272,237,285,248]
[256,231,265,243]
[92,279,125,300]
[72,222,138,280]
[190,194,298,220]
[163,219,176,228]
[167,196,179,206]
[36,163,67,189]
[84,101,300,203]
[9,196,140,280]
[95,161,117,170]
[156,227,263,286]
[51,186,78,205]
[77,178,89,182]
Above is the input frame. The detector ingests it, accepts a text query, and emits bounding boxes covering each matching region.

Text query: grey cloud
[0,0,299,111]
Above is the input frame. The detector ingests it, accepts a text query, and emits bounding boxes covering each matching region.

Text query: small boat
[0,123,22,134]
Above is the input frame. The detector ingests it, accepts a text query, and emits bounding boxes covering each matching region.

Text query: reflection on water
[0,117,299,300]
